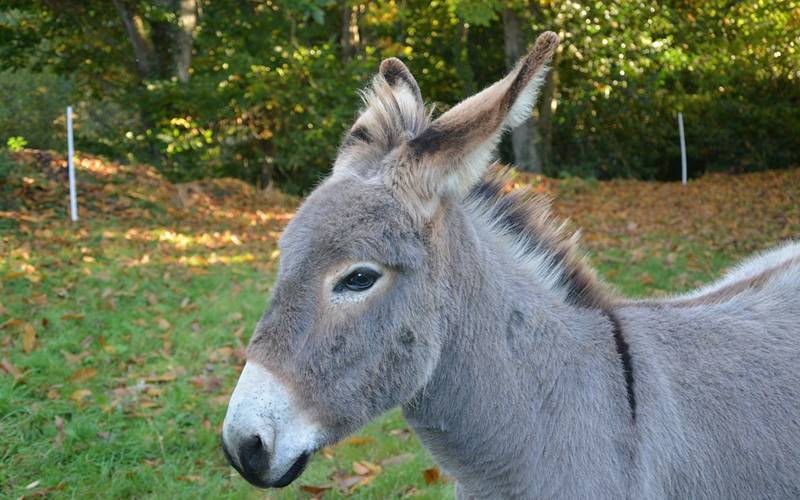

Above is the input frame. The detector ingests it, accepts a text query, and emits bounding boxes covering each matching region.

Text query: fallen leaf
[356,460,381,475]
[54,416,65,447]
[61,312,85,321]
[144,372,176,383]
[300,485,332,495]
[389,428,412,440]
[1,357,22,380]
[62,350,90,364]
[176,475,203,483]
[69,367,97,382]
[331,472,373,492]
[381,453,414,466]
[22,323,36,352]
[0,318,24,330]
[344,436,374,446]
[70,389,92,403]
[401,485,420,497]
[423,467,441,485]
[352,461,370,476]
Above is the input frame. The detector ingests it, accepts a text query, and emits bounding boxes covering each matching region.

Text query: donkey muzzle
[221,361,321,488]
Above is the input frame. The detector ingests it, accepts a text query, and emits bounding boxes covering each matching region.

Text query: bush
[0,68,72,152]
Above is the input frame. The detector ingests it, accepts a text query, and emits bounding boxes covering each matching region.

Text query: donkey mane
[465,170,614,310]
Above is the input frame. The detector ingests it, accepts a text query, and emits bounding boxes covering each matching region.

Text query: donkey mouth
[270,452,311,488]
[223,443,311,489]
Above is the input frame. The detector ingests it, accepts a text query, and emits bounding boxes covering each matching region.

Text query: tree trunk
[502,7,542,173]
[112,0,156,80]
[175,0,197,82]
[454,21,475,96]
[340,1,360,62]
[538,60,558,171]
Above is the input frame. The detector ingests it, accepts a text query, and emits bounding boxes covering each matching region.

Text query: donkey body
[222,32,800,498]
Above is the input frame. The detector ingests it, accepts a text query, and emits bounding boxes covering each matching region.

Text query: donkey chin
[221,362,325,488]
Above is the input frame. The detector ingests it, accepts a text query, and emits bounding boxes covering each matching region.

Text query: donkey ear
[396,31,559,202]
[335,58,426,173]
[378,57,423,107]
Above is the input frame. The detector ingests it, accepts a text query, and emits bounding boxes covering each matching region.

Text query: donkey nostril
[240,434,270,481]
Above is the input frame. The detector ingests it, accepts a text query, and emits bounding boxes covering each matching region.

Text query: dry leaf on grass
[343,436,374,446]
[1,357,23,380]
[54,416,65,447]
[423,467,442,485]
[381,453,414,467]
[70,389,92,403]
[176,475,203,483]
[299,484,332,495]
[331,473,373,492]
[389,427,412,440]
[22,323,36,352]
[0,318,24,330]
[144,372,176,383]
[69,367,97,382]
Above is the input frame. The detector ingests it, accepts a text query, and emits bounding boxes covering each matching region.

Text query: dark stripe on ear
[408,119,487,158]
[342,126,372,148]
[606,310,636,420]
[350,126,371,143]
[408,123,447,156]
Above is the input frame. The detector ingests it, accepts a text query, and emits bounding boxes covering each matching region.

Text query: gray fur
[228,32,800,498]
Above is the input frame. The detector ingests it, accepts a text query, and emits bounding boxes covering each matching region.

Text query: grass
[1,150,797,498]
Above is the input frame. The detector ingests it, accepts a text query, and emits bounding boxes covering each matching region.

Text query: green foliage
[0,68,71,152]
[0,0,798,190]
[6,136,26,152]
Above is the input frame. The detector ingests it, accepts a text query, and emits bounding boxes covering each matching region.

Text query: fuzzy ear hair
[394,31,559,205]
[334,58,428,174]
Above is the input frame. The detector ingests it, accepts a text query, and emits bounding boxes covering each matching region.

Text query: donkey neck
[403,199,636,498]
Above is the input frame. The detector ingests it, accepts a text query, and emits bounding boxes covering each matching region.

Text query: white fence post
[67,106,78,221]
[678,111,687,185]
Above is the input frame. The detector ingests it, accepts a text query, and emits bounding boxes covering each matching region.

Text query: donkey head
[222,31,559,488]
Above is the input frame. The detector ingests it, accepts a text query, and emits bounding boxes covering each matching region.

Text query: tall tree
[175,0,198,82]
[339,0,361,62]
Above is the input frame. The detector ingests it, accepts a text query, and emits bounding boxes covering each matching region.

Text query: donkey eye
[336,268,381,293]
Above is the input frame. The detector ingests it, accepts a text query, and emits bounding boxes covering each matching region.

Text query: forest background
[2,0,799,193]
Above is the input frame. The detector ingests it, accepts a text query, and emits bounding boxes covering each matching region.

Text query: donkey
[222,31,800,498]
